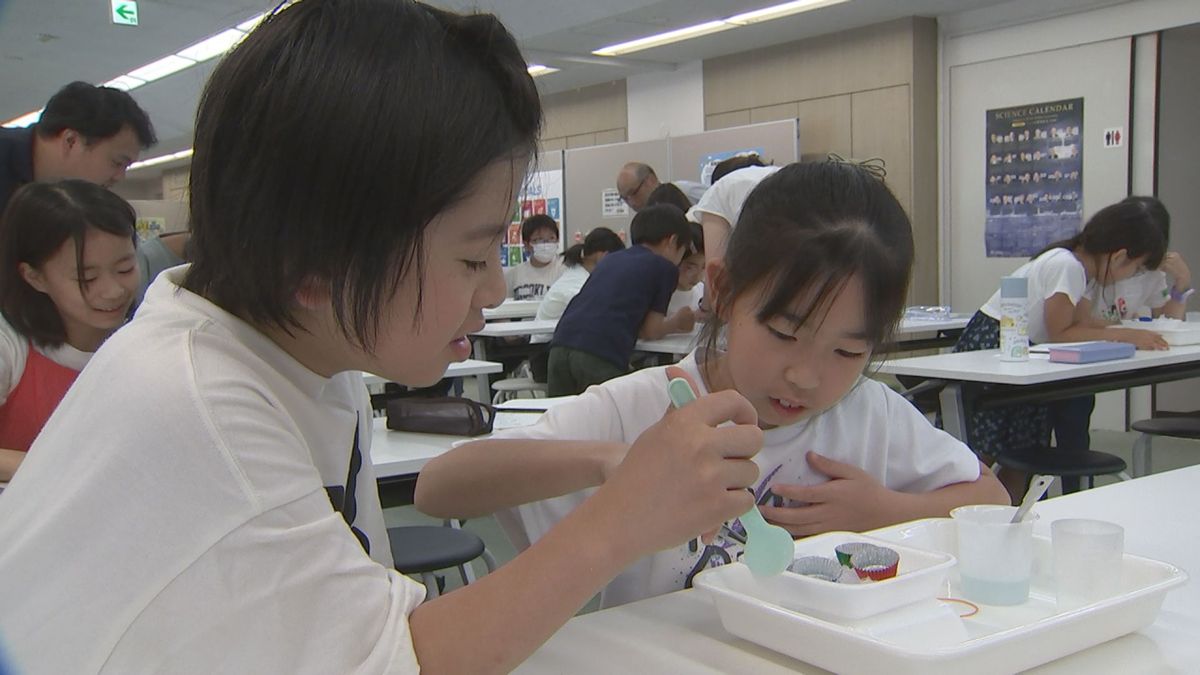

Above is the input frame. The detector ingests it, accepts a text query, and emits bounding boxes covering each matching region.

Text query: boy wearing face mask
[506,214,565,300]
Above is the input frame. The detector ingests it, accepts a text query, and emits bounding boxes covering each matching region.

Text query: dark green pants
[547,346,627,396]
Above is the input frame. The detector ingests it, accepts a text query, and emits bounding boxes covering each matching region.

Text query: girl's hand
[1112,327,1168,350]
[1161,251,1192,291]
[590,367,762,557]
[759,452,898,537]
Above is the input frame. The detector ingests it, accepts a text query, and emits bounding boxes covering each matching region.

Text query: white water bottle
[999,276,1029,362]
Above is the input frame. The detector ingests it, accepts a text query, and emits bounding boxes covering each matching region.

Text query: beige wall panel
[540,137,567,152]
[541,81,627,141]
[704,18,914,115]
[566,133,598,149]
[795,95,852,162]
[749,101,799,124]
[705,109,751,130]
[593,128,628,145]
[909,17,940,305]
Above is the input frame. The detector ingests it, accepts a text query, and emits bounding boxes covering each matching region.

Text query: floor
[383,428,1200,611]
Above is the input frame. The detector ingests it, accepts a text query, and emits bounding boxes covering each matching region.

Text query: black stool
[993,447,1131,494]
[388,525,497,600]
[1131,415,1200,477]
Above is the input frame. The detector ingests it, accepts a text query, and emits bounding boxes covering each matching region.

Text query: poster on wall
[984,97,1083,258]
[699,147,765,186]
[503,168,564,267]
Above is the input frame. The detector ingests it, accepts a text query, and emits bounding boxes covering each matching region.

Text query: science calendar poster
[984,97,1083,257]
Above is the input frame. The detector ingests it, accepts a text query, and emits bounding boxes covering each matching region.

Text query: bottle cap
[1000,276,1028,299]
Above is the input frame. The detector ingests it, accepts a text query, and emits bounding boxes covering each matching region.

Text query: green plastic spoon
[667,377,794,576]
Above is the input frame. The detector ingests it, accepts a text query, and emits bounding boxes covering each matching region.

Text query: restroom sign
[1103,127,1123,148]
[111,0,139,26]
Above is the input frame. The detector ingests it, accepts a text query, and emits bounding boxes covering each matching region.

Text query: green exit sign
[111,0,138,26]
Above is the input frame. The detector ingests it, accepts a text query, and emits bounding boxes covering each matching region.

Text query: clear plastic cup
[951,505,1038,605]
[1052,518,1125,610]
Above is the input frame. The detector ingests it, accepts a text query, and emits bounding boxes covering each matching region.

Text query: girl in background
[956,197,1169,495]
[0,180,137,481]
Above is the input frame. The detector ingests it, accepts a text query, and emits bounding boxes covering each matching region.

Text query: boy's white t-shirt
[531,264,588,344]
[666,283,704,317]
[491,352,980,608]
[1088,271,1171,321]
[980,247,1092,344]
[0,317,92,404]
[0,267,424,674]
[688,166,781,229]
[505,256,565,301]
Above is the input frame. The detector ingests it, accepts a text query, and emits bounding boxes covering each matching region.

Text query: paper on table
[492,412,545,430]
[494,395,578,411]
[1029,341,1092,354]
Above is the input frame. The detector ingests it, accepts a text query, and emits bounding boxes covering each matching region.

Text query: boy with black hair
[548,204,696,395]
[505,213,564,300]
[0,81,157,211]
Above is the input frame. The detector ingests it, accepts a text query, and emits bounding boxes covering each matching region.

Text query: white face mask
[531,242,558,264]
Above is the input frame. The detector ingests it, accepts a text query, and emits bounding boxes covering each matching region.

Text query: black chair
[1130,414,1200,477]
[388,523,497,600]
[992,447,1131,493]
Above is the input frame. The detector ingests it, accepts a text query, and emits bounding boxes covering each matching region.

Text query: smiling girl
[0,179,137,481]
[416,162,1008,607]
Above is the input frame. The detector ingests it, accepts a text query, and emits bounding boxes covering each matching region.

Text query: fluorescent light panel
[593,0,850,56]
[2,109,43,128]
[129,147,193,170]
[126,54,196,83]
[103,75,147,92]
[527,64,560,77]
[177,28,246,62]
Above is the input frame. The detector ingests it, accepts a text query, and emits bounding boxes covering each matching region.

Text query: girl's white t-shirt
[490,352,980,608]
[0,317,92,405]
[1088,271,1171,321]
[980,247,1092,344]
[531,265,588,344]
[688,166,781,229]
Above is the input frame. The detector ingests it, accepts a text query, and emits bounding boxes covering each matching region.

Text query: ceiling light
[725,0,850,25]
[103,75,147,92]
[592,0,850,56]
[592,20,733,57]
[2,109,43,128]
[127,55,196,83]
[527,64,560,78]
[177,28,245,62]
[236,12,267,32]
[129,148,194,171]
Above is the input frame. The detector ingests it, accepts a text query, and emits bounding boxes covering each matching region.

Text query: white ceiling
[0,0,1126,181]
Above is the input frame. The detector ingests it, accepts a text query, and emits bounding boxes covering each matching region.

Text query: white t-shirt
[666,283,704,317]
[531,264,588,344]
[0,267,424,674]
[505,256,565,301]
[1088,271,1170,322]
[980,248,1093,344]
[0,316,92,405]
[491,352,980,608]
[688,166,781,229]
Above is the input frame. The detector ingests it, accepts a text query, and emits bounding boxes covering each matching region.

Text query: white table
[892,314,971,350]
[483,300,541,321]
[361,359,502,403]
[516,465,1200,674]
[878,345,1200,475]
[470,319,557,361]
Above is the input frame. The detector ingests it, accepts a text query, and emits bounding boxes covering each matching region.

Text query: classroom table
[483,299,541,321]
[877,345,1200,475]
[470,319,557,361]
[361,359,502,404]
[515,464,1200,674]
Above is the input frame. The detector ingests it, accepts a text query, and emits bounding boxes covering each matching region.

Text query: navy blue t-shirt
[552,245,679,369]
[0,126,35,214]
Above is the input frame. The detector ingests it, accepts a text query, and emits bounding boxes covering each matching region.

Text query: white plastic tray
[695,518,1188,675]
[708,531,955,621]
[1120,318,1200,345]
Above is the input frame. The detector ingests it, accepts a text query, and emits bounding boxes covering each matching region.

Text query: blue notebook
[1047,341,1136,364]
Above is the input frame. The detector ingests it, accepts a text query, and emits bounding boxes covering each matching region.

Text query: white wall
[625,60,704,143]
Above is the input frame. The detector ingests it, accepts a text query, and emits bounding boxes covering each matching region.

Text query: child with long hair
[417,162,1008,607]
[0,180,137,481]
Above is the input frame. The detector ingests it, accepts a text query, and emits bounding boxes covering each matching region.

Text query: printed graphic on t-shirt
[511,283,549,301]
